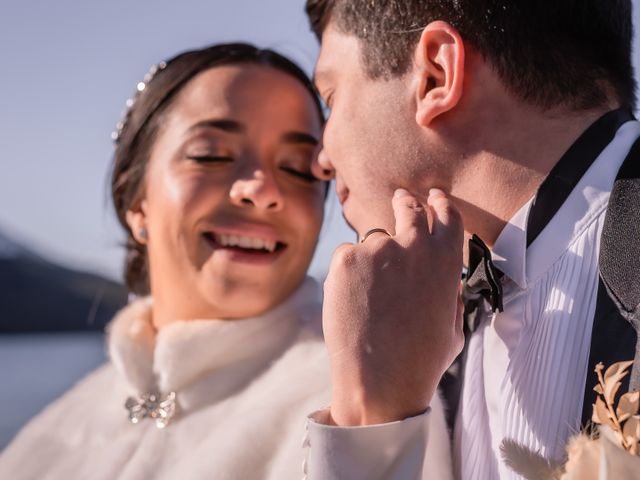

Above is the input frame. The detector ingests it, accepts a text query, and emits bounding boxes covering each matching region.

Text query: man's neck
[448,103,617,248]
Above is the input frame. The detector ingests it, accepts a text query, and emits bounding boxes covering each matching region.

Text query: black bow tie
[462,234,504,331]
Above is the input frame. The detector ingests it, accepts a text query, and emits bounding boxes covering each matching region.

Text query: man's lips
[335,179,349,205]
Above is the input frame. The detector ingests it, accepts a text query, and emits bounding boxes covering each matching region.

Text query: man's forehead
[313,24,362,87]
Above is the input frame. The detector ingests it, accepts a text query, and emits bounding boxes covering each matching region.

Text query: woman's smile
[201,223,288,265]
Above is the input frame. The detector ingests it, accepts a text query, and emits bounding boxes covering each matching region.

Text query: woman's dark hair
[111,43,325,295]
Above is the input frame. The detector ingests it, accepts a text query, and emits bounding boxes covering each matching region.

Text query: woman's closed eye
[280,165,319,183]
[187,154,234,164]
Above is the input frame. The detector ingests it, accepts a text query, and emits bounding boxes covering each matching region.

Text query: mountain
[0,229,35,259]
[0,230,127,333]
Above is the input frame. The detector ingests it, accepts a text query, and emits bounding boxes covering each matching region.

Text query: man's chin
[341,197,397,239]
[341,211,358,235]
[340,199,366,236]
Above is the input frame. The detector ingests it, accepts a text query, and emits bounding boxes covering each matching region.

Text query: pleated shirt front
[455,119,640,479]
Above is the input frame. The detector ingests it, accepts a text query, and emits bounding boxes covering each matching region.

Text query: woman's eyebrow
[187,118,246,134]
[186,120,317,146]
[281,131,319,146]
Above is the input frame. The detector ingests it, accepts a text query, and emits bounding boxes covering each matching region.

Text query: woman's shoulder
[254,317,330,401]
[0,362,125,464]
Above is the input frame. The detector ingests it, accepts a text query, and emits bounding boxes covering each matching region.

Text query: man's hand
[323,188,464,426]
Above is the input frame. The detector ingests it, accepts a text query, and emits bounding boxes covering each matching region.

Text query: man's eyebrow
[281,131,319,146]
[187,119,246,134]
[312,69,333,89]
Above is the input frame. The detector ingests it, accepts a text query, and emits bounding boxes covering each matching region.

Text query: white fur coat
[0,277,453,479]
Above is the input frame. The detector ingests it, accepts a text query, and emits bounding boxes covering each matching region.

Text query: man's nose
[229,170,284,212]
[311,148,335,181]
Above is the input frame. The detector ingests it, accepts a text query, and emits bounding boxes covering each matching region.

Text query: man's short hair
[306,0,637,112]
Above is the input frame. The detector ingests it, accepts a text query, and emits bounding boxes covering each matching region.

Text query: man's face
[313,24,428,236]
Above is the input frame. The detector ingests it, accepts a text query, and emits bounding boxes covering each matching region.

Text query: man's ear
[126,199,149,245]
[413,21,465,127]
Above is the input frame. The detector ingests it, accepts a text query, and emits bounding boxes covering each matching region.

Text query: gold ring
[360,228,392,243]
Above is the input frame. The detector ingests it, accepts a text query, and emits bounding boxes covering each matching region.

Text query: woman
[0,43,451,479]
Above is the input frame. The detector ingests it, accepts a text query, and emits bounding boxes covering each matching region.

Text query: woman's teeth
[213,233,277,253]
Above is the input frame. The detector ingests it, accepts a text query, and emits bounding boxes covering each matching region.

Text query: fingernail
[394,188,410,198]
[429,188,446,199]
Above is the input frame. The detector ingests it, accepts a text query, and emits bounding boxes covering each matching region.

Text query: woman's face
[129,64,325,325]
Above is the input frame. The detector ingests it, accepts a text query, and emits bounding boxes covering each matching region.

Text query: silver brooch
[111,60,168,145]
[125,391,177,429]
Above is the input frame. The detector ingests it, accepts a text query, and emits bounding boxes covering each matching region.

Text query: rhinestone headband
[109,43,326,150]
[111,60,168,145]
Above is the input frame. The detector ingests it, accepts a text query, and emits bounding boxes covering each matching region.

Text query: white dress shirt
[305,119,640,480]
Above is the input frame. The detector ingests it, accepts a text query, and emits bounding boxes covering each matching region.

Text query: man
[303,1,639,478]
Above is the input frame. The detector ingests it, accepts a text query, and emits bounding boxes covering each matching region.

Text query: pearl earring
[138,227,147,241]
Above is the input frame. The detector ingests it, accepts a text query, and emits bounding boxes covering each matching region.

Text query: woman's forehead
[179,65,313,107]
[167,65,322,135]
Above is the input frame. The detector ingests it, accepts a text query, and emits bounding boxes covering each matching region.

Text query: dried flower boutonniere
[502,360,640,480]
[591,361,640,455]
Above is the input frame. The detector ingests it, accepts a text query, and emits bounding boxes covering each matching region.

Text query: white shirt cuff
[303,408,431,480]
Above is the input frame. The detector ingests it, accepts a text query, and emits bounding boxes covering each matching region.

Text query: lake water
[0,333,106,449]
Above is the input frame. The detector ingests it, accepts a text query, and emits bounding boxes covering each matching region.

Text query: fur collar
[106,277,321,411]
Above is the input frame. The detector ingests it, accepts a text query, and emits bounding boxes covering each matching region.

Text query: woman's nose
[229,170,284,211]
[311,148,335,181]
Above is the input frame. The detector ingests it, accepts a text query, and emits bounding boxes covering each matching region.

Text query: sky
[0,0,354,281]
[0,0,639,282]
